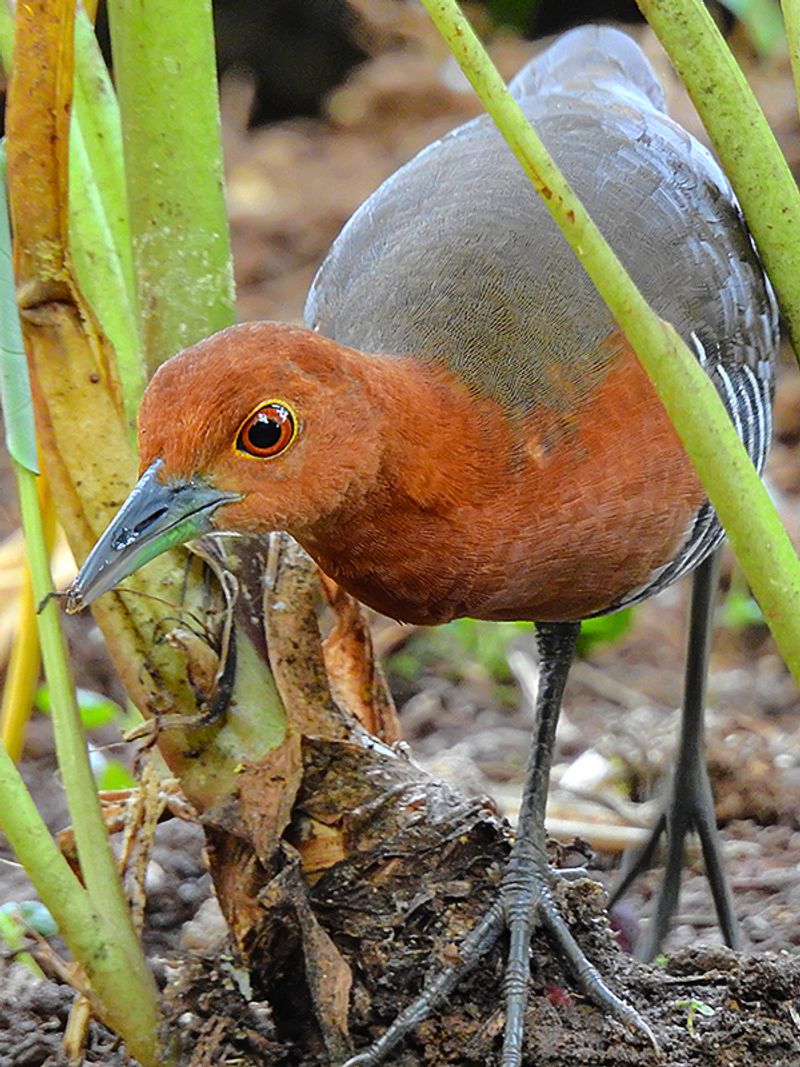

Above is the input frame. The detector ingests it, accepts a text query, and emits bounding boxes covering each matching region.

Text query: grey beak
[65,459,241,612]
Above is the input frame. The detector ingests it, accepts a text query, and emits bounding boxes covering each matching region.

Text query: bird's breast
[299,338,705,624]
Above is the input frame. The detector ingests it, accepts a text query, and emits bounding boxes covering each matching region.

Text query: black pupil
[248,412,283,451]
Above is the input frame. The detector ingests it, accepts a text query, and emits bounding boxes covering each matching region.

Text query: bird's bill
[65,459,240,613]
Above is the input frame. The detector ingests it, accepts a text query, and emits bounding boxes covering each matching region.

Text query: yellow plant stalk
[0,477,57,762]
[1,576,40,762]
[0,532,73,665]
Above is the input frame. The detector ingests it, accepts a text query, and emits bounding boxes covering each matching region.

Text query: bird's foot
[609,548,739,960]
[609,752,739,960]
[342,850,657,1067]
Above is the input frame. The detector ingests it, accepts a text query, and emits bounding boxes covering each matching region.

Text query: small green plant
[721,589,765,629]
[443,618,533,682]
[0,900,57,978]
[35,685,124,730]
[93,758,136,792]
[675,997,716,1037]
[389,618,533,688]
[389,609,633,695]
[576,608,633,656]
[720,563,766,630]
[34,686,136,791]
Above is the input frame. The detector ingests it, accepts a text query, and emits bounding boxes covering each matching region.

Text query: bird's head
[66,321,386,611]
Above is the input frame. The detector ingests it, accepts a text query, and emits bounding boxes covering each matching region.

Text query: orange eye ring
[236,402,297,459]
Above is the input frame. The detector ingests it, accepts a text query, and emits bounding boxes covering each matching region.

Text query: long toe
[499,861,657,1066]
[342,865,657,1067]
[616,753,739,962]
[539,889,658,1050]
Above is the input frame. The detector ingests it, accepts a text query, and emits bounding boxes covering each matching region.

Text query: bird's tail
[509,25,665,114]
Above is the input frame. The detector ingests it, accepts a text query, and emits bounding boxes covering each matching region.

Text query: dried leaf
[264,533,351,739]
[321,574,401,743]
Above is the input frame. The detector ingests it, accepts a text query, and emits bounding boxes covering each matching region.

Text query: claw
[343,869,656,1067]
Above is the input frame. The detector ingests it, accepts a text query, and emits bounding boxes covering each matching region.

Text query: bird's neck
[295,351,520,622]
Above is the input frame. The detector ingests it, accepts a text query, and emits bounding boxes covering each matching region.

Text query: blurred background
[1,0,800,971]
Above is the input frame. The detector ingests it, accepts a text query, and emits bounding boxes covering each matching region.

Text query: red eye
[236,403,296,458]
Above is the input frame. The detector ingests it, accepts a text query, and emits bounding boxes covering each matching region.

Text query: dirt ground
[2,8,800,1067]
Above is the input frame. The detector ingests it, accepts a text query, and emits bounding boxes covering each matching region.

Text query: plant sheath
[106,0,235,373]
[1,114,163,1065]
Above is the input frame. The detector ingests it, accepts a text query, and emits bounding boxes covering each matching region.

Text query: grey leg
[609,548,739,959]
[343,622,655,1067]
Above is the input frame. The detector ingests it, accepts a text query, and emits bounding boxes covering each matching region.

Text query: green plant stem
[0,2,12,72]
[0,734,163,1066]
[14,462,157,987]
[637,0,800,361]
[782,0,800,114]
[5,137,146,975]
[71,11,144,429]
[73,11,136,309]
[106,0,235,373]
[0,911,46,979]
[419,0,800,687]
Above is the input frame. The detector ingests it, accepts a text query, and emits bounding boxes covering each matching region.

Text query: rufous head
[66,322,386,610]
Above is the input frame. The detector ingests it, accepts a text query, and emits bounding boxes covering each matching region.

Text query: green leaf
[676,996,716,1036]
[70,12,145,431]
[721,590,765,629]
[35,686,124,730]
[96,760,136,791]
[577,608,634,656]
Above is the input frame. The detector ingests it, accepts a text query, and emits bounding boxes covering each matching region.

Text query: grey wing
[508,24,667,113]
[304,90,777,405]
[602,326,776,614]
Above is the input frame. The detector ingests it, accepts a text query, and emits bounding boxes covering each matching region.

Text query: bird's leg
[499,622,653,1066]
[609,548,740,960]
[499,621,575,1062]
[343,621,654,1067]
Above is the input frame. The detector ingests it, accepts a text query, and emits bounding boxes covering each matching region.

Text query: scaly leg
[343,622,655,1067]
[609,548,740,959]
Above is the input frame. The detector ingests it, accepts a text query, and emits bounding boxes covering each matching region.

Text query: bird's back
[306,26,776,425]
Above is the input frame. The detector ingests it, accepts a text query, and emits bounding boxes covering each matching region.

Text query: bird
[66,24,777,1067]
